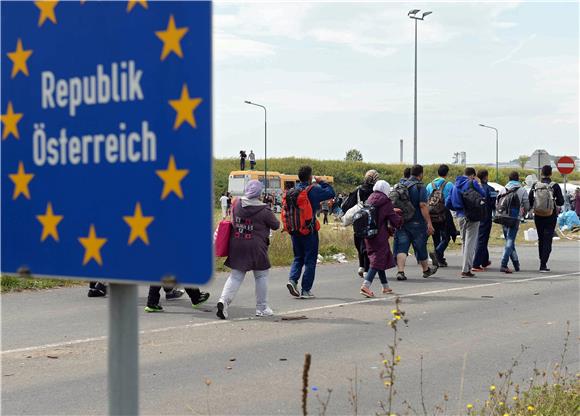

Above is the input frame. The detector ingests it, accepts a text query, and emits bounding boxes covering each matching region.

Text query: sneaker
[360,286,374,298]
[362,272,368,280]
[256,307,274,317]
[471,267,485,272]
[513,262,520,272]
[358,267,365,278]
[500,267,513,274]
[438,260,448,268]
[87,288,106,298]
[166,288,185,300]
[286,281,300,298]
[192,292,210,308]
[300,291,315,299]
[539,266,550,273]
[483,261,492,268]
[429,252,440,268]
[423,267,437,278]
[144,304,164,313]
[460,272,476,278]
[382,287,393,294]
[396,271,407,281]
[216,301,228,319]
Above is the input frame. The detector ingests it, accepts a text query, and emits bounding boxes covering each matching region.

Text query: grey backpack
[389,182,416,222]
[532,182,555,217]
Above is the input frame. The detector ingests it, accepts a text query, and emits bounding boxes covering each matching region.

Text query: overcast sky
[213,1,579,164]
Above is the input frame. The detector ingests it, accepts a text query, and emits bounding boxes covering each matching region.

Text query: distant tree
[518,155,531,169]
[345,149,363,162]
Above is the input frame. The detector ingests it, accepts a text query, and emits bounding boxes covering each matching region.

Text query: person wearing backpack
[472,170,498,272]
[446,167,486,277]
[341,170,379,279]
[528,165,564,272]
[216,180,280,319]
[284,166,335,298]
[358,180,403,297]
[495,171,530,274]
[393,165,438,280]
[426,164,455,267]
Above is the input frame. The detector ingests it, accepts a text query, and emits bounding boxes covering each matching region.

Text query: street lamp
[408,9,432,165]
[479,124,499,183]
[244,100,268,195]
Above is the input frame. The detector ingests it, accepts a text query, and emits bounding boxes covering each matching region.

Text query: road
[2,243,579,415]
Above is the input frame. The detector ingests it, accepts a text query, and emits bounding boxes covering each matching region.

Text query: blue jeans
[501,223,520,268]
[365,268,388,286]
[394,222,428,262]
[289,232,319,292]
[473,219,492,268]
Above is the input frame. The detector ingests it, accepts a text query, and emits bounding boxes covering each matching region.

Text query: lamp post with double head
[408,9,432,165]
[244,101,268,196]
[479,123,499,183]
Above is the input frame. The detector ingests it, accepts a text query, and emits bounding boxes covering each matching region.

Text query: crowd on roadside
[86,163,569,321]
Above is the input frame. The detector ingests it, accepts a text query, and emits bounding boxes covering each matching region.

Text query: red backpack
[282,185,320,236]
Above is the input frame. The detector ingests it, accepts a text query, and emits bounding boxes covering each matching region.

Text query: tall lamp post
[408,9,432,165]
[479,123,499,183]
[244,100,268,195]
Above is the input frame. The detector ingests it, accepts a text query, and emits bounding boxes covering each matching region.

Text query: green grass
[1,275,82,293]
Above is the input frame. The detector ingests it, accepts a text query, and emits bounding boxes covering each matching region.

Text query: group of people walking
[87,164,566,320]
[239,150,256,171]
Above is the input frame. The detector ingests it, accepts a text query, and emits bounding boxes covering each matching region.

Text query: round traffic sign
[556,156,576,175]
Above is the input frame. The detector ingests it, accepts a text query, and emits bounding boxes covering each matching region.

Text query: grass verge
[1,275,82,293]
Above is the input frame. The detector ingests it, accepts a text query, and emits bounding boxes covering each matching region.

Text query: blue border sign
[1,1,213,285]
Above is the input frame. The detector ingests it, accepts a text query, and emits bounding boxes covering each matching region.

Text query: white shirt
[219,195,228,207]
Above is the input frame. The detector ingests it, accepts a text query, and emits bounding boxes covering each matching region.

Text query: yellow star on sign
[7,39,33,78]
[169,84,202,129]
[123,202,154,245]
[35,1,59,27]
[9,161,34,200]
[156,155,189,200]
[78,225,107,266]
[36,202,64,242]
[1,102,23,140]
[127,0,147,12]
[155,14,188,61]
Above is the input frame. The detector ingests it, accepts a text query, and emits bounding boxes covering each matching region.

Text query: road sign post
[557,156,576,210]
[2,2,212,414]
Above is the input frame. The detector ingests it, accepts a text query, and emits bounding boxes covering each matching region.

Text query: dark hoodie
[225,199,280,272]
[364,191,403,270]
[341,182,374,213]
[446,176,485,217]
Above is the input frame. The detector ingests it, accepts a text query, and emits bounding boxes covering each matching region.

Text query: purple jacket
[364,192,403,271]
[225,200,280,272]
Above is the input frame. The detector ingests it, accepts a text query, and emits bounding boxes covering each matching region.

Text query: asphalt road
[2,243,579,415]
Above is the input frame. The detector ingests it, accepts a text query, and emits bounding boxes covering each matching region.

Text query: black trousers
[535,215,557,267]
[354,235,370,272]
[473,219,492,268]
[432,222,450,261]
[147,286,200,306]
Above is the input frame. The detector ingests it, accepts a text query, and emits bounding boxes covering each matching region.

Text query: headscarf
[244,180,263,199]
[364,169,379,185]
[373,180,391,196]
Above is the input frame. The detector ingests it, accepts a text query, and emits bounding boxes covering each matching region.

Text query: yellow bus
[228,170,334,197]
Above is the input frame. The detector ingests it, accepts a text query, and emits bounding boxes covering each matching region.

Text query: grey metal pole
[495,129,499,183]
[108,283,139,415]
[400,139,403,163]
[264,107,268,197]
[413,18,418,165]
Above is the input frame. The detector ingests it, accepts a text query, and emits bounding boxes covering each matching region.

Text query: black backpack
[428,180,448,224]
[352,204,379,239]
[461,181,486,222]
[389,182,417,222]
[494,189,521,227]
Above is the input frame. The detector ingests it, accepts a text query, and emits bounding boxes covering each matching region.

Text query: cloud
[491,34,537,66]
[214,33,275,61]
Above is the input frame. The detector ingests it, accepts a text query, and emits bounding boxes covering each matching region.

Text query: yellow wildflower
[499,402,504,406]
[527,405,535,412]
[513,396,518,401]
[382,359,388,365]
[395,315,401,320]
[467,404,473,410]
[395,355,401,363]
[391,309,398,315]
[503,413,509,416]
[490,385,496,392]
[384,380,391,386]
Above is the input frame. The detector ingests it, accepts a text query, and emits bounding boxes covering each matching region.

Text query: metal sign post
[108,284,139,415]
[556,156,576,211]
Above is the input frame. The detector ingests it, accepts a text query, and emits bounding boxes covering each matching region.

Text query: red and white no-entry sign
[556,156,576,175]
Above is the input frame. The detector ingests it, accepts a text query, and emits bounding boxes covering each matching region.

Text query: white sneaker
[256,307,274,317]
[358,267,364,278]
[216,301,228,320]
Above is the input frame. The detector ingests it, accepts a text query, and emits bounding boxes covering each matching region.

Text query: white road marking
[2,272,578,355]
